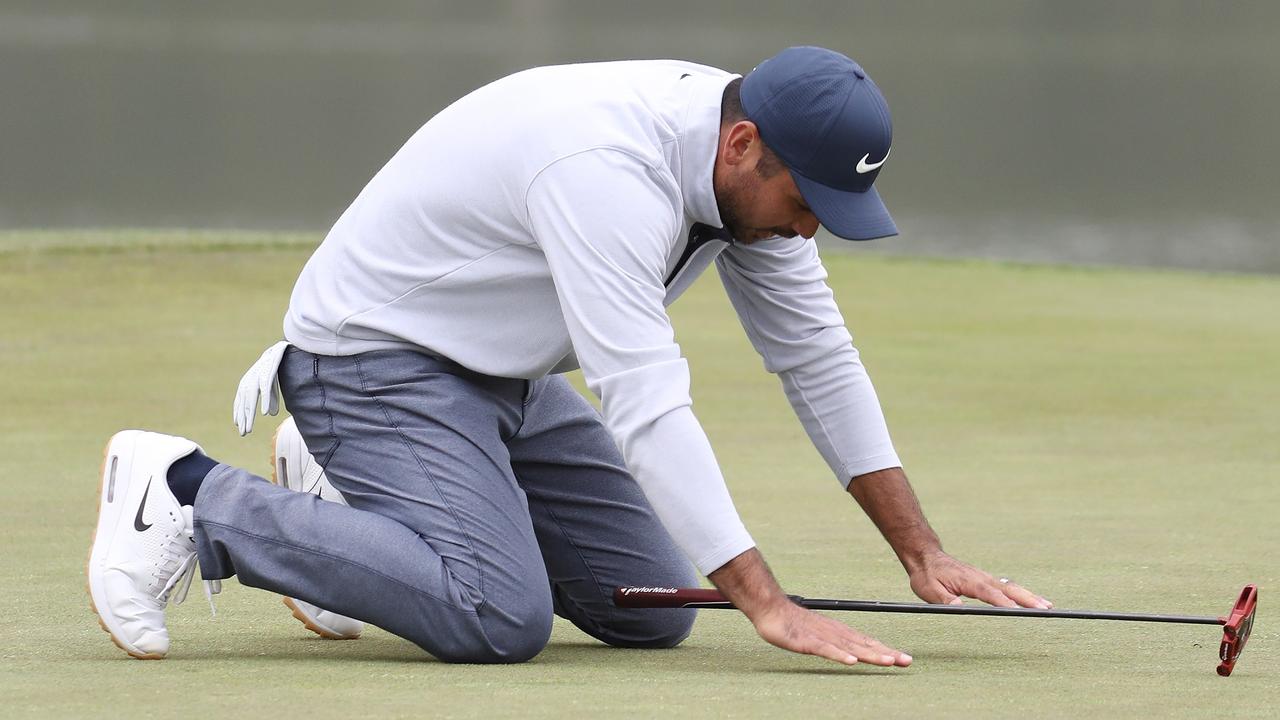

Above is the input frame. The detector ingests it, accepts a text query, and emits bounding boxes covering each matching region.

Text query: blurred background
[3,0,1278,271]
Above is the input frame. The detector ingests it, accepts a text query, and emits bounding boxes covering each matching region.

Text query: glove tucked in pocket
[232,340,290,436]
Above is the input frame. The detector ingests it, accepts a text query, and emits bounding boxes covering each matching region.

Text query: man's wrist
[895,543,945,576]
[847,467,944,574]
[707,547,793,621]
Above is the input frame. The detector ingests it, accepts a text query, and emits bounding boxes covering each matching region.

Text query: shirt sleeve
[524,148,755,575]
[716,236,902,487]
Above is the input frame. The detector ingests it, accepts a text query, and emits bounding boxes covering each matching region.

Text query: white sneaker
[88,430,214,659]
[271,416,364,640]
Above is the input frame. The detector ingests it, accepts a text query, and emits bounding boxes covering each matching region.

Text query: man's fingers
[826,636,893,667]
[928,583,963,606]
[818,615,910,667]
[759,606,910,668]
[809,639,859,666]
[780,616,861,665]
[980,578,1054,610]
[848,639,909,667]
[910,576,952,605]
[970,579,1020,608]
[1000,580,1053,610]
[852,635,912,666]
[915,579,963,608]
[912,551,1054,610]
[949,578,1052,610]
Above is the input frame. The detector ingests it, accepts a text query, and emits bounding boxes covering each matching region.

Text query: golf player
[88,46,1051,665]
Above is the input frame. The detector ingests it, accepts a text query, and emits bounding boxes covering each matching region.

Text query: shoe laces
[153,506,223,616]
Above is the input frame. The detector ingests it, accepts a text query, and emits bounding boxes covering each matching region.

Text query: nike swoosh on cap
[134,477,154,532]
[856,148,890,174]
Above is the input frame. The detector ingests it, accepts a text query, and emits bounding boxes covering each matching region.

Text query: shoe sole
[271,423,360,641]
[281,597,360,640]
[86,433,165,660]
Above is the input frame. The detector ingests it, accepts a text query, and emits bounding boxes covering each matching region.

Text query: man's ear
[720,120,760,167]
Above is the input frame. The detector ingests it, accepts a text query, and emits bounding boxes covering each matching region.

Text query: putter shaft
[614,587,1223,625]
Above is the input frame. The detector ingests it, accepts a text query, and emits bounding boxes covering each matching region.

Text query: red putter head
[1217,584,1258,677]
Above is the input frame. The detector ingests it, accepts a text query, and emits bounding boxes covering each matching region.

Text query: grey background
[3,1,1278,271]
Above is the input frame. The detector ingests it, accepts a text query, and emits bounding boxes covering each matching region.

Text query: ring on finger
[998,577,1011,585]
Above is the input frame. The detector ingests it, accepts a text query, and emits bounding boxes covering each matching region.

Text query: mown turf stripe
[0,229,322,256]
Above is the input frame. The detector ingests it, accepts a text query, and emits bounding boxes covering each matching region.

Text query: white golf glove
[233,340,290,436]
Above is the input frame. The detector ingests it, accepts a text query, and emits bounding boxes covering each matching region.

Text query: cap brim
[791,170,898,241]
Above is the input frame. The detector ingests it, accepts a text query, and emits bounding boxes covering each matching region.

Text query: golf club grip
[613,587,1224,625]
[614,587,732,608]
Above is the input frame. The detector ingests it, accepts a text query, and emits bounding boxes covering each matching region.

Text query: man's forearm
[847,467,943,573]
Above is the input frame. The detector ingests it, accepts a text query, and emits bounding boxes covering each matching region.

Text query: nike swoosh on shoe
[134,477,154,532]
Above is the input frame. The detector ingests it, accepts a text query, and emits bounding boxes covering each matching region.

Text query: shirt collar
[677,73,739,228]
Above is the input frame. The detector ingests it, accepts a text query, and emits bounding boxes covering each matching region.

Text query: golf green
[1,231,1274,718]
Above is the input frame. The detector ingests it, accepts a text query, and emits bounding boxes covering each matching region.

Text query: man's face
[713,121,821,244]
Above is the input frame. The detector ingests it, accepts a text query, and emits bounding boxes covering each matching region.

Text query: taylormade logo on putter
[618,587,678,596]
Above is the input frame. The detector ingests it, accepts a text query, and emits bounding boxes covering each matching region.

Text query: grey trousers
[193,348,697,662]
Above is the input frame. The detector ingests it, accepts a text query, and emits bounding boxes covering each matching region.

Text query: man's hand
[752,598,912,667]
[708,548,912,667]
[907,549,1052,609]
[847,466,1052,610]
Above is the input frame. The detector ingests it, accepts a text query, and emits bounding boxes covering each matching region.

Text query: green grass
[1,231,1276,719]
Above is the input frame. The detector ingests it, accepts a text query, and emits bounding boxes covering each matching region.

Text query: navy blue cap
[742,46,897,241]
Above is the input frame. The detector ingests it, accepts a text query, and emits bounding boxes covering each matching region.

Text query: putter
[614,583,1258,676]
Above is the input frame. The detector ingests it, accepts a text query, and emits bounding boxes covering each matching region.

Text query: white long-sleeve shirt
[284,60,901,575]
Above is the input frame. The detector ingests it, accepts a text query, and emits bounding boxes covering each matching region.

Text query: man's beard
[715,173,754,242]
[714,162,796,243]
